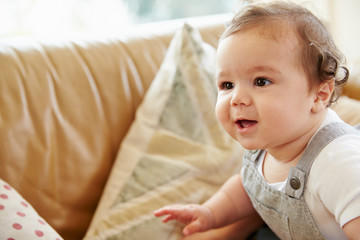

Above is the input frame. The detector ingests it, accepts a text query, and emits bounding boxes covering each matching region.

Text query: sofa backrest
[0,17,225,239]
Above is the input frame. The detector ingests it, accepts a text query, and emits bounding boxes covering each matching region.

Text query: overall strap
[285,121,360,199]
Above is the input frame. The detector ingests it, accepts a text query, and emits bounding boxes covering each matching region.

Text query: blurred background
[0,0,359,60]
[0,0,238,37]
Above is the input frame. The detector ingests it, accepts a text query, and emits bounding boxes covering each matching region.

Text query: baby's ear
[311,80,335,113]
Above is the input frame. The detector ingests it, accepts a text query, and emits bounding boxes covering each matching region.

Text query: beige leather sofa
[0,15,359,239]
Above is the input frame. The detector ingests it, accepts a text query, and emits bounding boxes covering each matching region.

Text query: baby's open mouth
[236,119,258,128]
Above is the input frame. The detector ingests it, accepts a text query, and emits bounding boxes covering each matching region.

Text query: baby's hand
[154,204,215,236]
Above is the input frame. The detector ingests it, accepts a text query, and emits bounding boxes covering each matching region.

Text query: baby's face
[215,27,320,152]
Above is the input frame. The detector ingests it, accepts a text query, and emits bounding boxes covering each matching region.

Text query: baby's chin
[226,132,264,150]
[235,139,264,151]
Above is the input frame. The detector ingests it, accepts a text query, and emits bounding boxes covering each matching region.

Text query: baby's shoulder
[308,133,360,190]
[306,133,360,226]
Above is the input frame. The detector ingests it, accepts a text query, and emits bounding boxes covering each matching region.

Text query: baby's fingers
[183,220,202,236]
[153,206,194,224]
[153,207,179,223]
[161,214,175,223]
[153,207,176,217]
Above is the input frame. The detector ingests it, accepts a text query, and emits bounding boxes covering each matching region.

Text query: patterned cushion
[84,23,244,240]
[0,179,63,240]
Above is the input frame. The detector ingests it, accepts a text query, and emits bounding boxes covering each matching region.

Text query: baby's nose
[230,87,251,106]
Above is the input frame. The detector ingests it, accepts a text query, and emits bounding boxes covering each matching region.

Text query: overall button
[290,177,301,190]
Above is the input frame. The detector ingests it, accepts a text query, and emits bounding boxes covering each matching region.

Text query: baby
[155,1,360,239]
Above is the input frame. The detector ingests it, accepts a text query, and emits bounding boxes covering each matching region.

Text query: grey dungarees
[242,122,360,240]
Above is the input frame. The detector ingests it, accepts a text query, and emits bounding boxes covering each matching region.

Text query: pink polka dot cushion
[0,179,63,240]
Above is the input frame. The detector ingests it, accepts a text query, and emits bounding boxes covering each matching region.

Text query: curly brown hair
[220,1,349,106]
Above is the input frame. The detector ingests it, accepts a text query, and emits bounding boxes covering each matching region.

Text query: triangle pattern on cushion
[113,155,191,204]
[159,68,206,143]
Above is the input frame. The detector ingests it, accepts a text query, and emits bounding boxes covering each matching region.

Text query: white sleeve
[309,135,360,227]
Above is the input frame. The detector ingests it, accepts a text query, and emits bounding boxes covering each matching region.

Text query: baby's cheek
[215,102,231,131]
[215,101,225,123]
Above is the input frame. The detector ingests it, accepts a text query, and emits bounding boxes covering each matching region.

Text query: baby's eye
[220,82,234,90]
[254,77,272,87]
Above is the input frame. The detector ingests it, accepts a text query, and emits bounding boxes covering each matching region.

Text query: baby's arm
[343,217,360,240]
[181,212,263,240]
[154,174,256,236]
